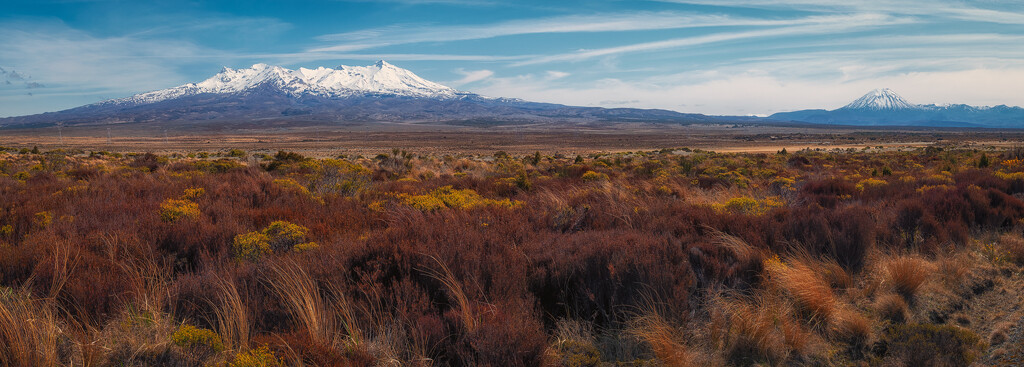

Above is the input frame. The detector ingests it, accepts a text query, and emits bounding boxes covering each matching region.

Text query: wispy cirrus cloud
[451,68,494,85]
[125,14,292,38]
[257,52,529,64]
[309,11,838,52]
[336,0,500,5]
[0,20,232,115]
[0,21,221,92]
[512,13,914,65]
[656,0,1024,24]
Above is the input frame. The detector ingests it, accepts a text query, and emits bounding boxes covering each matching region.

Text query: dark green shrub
[551,340,601,367]
[880,323,985,366]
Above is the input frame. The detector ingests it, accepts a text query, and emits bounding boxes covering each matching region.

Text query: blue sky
[2,0,1024,117]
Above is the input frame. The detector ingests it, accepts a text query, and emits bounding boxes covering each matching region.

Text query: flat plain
[2,123,1024,366]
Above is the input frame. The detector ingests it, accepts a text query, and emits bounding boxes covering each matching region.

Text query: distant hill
[769,88,1024,128]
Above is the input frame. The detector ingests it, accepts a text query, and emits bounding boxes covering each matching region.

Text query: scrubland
[1,145,1023,366]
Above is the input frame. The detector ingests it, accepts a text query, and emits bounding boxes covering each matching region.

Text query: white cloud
[545,71,570,80]
[451,68,494,85]
[656,0,1024,25]
[309,11,867,52]
[259,52,528,64]
[513,13,913,65]
[0,21,229,115]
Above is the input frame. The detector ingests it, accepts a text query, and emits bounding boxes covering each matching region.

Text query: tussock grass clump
[210,276,250,351]
[710,293,812,365]
[627,309,692,366]
[999,234,1024,265]
[874,293,909,323]
[880,255,931,301]
[548,320,603,366]
[424,255,477,333]
[989,321,1012,346]
[828,307,871,348]
[0,289,68,366]
[265,261,335,347]
[765,257,838,323]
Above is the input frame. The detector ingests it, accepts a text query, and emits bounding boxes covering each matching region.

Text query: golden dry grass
[210,275,250,351]
[828,307,871,346]
[710,229,763,265]
[0,290,64,367]
[1000,234,1024,265]
[266,261,335,347]
[627,301,692,367]
[765,258,838,325]
[710,293,812,365]
[880,255,932,301]
[874,293,909,323]
[423,255,477,333]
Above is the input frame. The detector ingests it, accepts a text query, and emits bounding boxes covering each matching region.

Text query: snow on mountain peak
[113,61,458,105]
[842,88,921,110]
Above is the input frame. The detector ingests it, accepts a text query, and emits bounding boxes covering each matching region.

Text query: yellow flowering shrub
[581,170,608,182]
[233,231,271,261]
[303,159,373,196]
[33,211,53,228]
[181,187,205,200]
[292,242,320,253]
[715,196,784,215]
[399,186,521,211]
[995,171,1024,181]
[171,324,224,352]
[263,220,307,249]
[917,184,954,194]
[159,199,200,222]
[54,184,88,197]
[232,221,314,261]
[855,178,887,191]
[770,176,797,191]
[368,200,387,212]
[229,346,281,367]
[273,178,312,197]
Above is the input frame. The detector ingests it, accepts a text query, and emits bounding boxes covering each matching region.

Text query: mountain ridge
[100,61,461,107]
[4,63,1023,129]
[0,61,728,128]
[770,89,1024,128]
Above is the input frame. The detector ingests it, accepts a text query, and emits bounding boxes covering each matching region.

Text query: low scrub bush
[171,324,224,352]
[232,221,315,261]
[880,323,985,366]
[230,345,281,367]
[0,147,1020,365]
[159,199,200,222]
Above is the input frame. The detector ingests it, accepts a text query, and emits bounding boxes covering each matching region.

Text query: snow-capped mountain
[0,61,722,127]
[770,89,1024,127]
[840,88,922,111]
[107,61,459,106]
